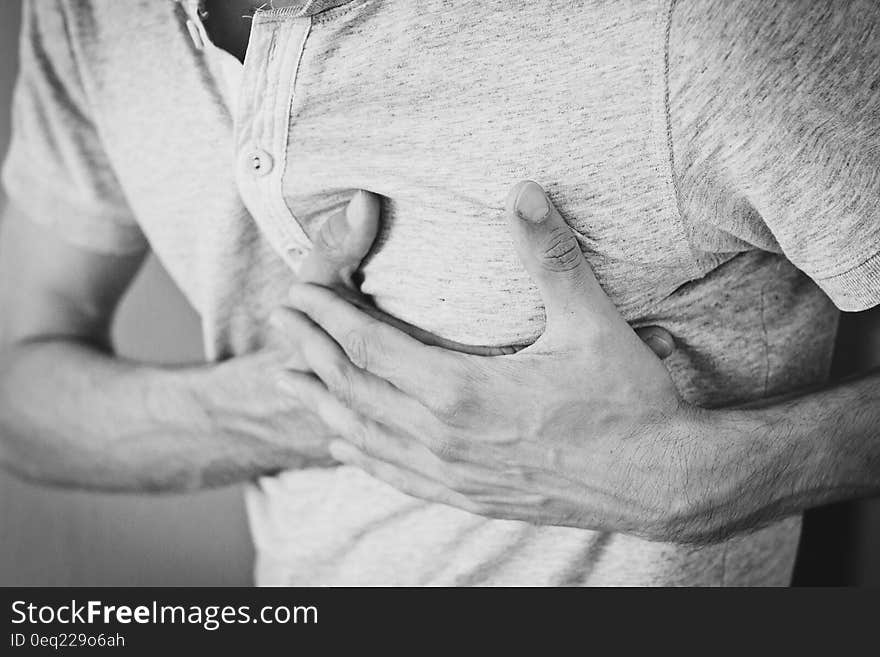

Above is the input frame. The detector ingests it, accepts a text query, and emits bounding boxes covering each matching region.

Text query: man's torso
[55,0,839,584]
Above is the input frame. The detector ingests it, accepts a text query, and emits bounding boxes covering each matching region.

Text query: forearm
[681,369,880,542]
[0,338,292,492]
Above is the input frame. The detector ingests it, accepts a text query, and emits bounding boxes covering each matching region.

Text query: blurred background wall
[0,0,877,586]
[0,0,252,586]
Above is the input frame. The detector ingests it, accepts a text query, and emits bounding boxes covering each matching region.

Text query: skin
[198,0,260,63]
[0,189,671,494]
[280,181,880,545]
[0,198,374,490]
[161,0,879,549]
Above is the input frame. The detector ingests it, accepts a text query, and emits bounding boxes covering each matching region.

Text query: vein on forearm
[0,338,217,492]
[692,369,880,541]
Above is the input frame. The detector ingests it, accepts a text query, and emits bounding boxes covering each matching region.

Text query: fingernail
[346,190,370,227]
[515,181,551,224]
[646,334,673,358]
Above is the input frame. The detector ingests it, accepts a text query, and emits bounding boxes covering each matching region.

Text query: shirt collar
[178,0,354,20]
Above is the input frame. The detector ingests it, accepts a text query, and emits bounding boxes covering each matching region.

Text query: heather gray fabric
[3,0,878,585]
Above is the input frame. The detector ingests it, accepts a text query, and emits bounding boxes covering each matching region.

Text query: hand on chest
[240,3,699,344]
[108,1,700,346]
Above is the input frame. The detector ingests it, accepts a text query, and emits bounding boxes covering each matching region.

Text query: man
[0,0,877,586]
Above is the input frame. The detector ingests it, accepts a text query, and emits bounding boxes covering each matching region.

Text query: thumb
[506,181,614,331]
[296,190,381,288]
[635,326,676,360]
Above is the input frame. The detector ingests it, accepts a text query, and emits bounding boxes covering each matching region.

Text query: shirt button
[245,148,274,177]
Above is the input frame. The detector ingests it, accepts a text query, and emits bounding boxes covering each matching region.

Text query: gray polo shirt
[4,0,879,585]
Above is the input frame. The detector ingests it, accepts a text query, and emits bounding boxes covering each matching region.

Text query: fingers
[277,370,359,433]
[329,437,537,514]
[295,190,381,288]
[329,440,483,514]
[275,306,437,436]
[267,306,321,370]
[287,282,463,402]
[280,366,461,474]
[505,181,617,334]
[635,326,676,359]
[353,300,526,356]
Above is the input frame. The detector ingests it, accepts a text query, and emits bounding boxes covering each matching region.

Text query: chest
[285,1,695,343]
[89,0,699,346]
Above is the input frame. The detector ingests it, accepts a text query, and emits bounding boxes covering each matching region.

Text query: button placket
[233,14,314,269]
[267,17,313,251]
[244,148,274,177]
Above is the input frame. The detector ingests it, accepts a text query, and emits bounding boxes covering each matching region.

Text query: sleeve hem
[2,194,148,256]
[2,168,148,256]
[815,251,880,312]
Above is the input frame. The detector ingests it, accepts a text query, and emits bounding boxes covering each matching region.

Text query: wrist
[184,351,282,438]
[162,355,300,485]
[187,351,328,472]
[663,404,800,544]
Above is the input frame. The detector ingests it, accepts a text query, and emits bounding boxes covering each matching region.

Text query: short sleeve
[1,0,147,254]
[669,0,880,312]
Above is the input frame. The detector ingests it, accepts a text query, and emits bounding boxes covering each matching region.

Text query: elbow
[0,426,69,490]
[0,341,81,489]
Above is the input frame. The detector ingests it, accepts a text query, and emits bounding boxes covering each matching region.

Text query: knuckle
[314,213,347,257]
[428,388,466,421]
[341,320,386,371]
[540,227,583,273]
[313,230,339,259]
[432,437,465,463]
[385,468,412,493]
[345,426,367,452]
[353,424,377,456]
[426,365,475,421]
[325,359,357,406]
[341,418,375,455]
[341,328,371,370]
[441,466,471,491]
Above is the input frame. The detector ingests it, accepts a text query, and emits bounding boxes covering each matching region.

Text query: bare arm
[686,315,880,541]
[278,181,880,544]
[0,201,369,492]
